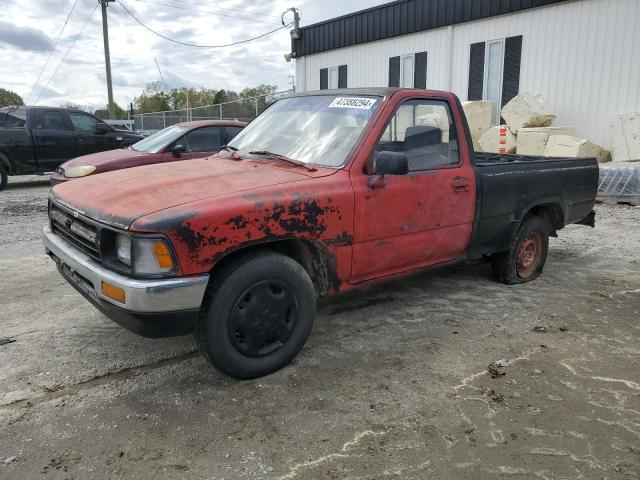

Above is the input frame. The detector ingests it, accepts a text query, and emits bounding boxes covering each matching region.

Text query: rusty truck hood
[51,155,335,229]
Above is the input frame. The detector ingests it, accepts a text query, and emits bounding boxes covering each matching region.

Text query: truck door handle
[452,177,469,192]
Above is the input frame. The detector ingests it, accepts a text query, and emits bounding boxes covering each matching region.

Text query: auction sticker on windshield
[329,97,377,110]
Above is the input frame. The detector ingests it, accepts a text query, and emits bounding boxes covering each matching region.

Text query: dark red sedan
[50,120,246,185]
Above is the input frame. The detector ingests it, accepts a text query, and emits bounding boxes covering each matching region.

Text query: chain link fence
[131,89,294,133]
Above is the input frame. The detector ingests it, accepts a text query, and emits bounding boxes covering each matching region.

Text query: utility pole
[100,0,116,119]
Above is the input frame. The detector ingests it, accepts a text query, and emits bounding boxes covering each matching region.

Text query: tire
[0,163,7,191]
[491,215,549,285]
[196,250,316,379]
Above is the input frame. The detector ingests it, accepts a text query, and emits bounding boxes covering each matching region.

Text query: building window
[389,52,427,89]
[328,66,339,89]
[484,39,505,125]
[320,65,347,90]
[468,36,523,125]
[400,55,414,88]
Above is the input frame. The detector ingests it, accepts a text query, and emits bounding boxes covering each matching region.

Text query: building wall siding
[295,0,640,148]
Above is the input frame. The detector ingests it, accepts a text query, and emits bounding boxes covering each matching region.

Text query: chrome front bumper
[43,225,209,313]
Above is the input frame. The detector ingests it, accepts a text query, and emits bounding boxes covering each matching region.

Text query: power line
[117,0,292,48]
[26,0,81,104]
[171,0,280,19]
[34,3,99,104]
[154,58,168,90]
[132,0,270,23]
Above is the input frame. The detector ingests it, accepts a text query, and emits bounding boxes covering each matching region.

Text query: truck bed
[467,153,599,258]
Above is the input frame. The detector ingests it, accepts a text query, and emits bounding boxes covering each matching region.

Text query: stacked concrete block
[463,100,492,152]
[517,126,576,156]
[610,113,640,162]
[470,131,485,152]
[479,126,517,154]
[544,135,611,163]
[502,93,556,132]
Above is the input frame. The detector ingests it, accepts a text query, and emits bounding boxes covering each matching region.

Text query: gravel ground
[1,176,639,479]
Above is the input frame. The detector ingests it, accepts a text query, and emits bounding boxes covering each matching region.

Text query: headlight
[116,235,132,266]
[115,234,176,275]
[64,166,96,178]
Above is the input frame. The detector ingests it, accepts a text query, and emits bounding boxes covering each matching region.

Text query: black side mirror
[95,123,111,134]
[372,151,409,175]
[369,151,409,189]
[171,143,187,157]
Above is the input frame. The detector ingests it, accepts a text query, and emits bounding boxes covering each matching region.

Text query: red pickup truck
[44,88,598,379]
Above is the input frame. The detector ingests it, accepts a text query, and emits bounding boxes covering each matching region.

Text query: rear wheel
[0,163,7,191]
[491,215,549,284]
[196,251,316,379]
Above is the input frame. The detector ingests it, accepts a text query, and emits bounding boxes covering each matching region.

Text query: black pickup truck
[0,106,142,190]
[44,88,598,378]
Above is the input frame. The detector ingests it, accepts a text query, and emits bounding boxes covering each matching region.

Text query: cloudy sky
[0,0,387,110]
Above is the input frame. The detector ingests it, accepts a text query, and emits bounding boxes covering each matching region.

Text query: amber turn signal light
[101,281,126,304]
[153,241,174,269]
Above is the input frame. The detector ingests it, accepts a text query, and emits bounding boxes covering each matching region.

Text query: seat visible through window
[376,100,459,171]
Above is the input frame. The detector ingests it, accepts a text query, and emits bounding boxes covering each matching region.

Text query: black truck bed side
[467,153,599,258]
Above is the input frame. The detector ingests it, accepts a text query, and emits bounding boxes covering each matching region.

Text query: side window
[225,126,243,142]
[41,111,67,130]
[183,127,222,152]
[376,99,459,171]
[69,112,99,132]
[0,108,27,128]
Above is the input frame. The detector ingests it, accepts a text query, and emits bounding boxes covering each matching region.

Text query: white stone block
[479,126,516,154]
[544,135,611,163]
[516,126,576,156]
[462,101,493,133]
[470,131,484,152]
[501,93,556,132]
[610,113,640,162]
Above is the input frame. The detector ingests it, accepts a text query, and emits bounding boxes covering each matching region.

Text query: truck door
[349,97,476,283]
[68,111,118,157]
[31,109,77,172]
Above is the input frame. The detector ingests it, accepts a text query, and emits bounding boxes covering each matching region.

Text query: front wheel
[491,215,549,284]
[196,251,316,379]
[0,163,7,191]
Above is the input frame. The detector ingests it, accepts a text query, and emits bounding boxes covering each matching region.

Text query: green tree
[94,103,128,120]
[134,82,171,113]
[240,84,278,111]
[0,88,24,108]
[130,83,279,119]
[61,102,92,112]
[167,87,218,111]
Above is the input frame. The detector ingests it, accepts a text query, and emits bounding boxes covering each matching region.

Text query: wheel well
[208,239,337,297]
[525,203,564,234]
[0,151,11,174]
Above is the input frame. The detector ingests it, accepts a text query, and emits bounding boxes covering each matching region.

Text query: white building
[292,0,640,149]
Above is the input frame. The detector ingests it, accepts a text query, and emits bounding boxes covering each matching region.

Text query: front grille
[50,205,101,261]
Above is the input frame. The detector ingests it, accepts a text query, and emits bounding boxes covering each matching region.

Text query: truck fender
[208,237,340,297]
[517,199,566,236]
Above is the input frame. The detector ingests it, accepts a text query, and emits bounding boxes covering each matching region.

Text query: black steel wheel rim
[229,280,299,358]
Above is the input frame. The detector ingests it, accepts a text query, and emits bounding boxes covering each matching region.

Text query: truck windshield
[228,95,382,167]
[131,125,186,153]
[0,107,27,128]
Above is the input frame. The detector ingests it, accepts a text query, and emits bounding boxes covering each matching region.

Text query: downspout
[445,25,454,91]
[296,56,307,93]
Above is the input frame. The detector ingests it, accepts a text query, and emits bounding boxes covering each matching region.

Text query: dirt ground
[1,176,639,479]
